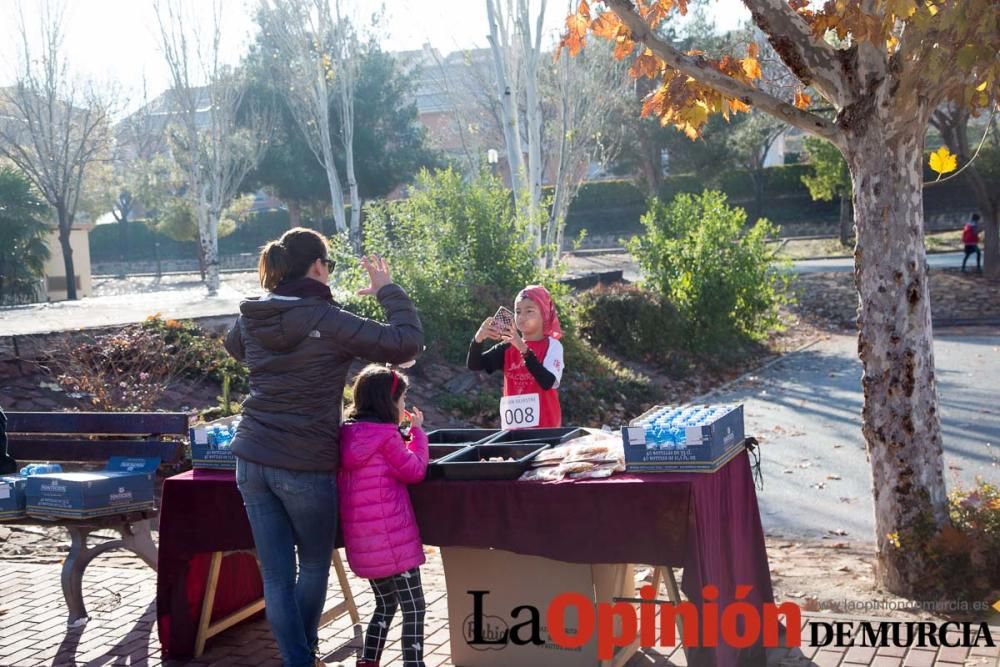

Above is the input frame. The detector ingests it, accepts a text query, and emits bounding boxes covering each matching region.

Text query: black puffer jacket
[224,284,423,472]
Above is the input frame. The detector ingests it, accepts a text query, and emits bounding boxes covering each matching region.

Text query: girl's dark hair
[258,227,329,291]
[346,364,409,424]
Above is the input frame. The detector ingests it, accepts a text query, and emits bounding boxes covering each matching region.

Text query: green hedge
[89,210,334,263]
[91,165,979,263]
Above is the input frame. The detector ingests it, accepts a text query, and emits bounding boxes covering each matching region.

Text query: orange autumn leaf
[727,98,752,113]
[747,42,759,59]
[630,49,661,79]
[591,10,622,40]
[742,56,762,80]
[794,90,812,109]
[613,35,636,60]
[576,0,591,19]
[561,10,590,57]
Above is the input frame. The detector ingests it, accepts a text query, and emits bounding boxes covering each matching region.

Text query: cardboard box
[0,475,27,520]
[190,415,240,469]
[441,547,636,667]
[24,457,158,519]
[621,404,745,473]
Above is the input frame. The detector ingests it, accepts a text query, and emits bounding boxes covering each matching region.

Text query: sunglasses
[319,258,336,271]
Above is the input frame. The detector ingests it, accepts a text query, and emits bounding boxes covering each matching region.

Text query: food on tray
[519,466,564,482]
[518,433,627,481]
[569,465,618,479]
[485,456,516,462]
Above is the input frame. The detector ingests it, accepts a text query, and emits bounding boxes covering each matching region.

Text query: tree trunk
[752,168,765,223]
[288,199,302,229]
[321,142,348,234]
[345,148,362,250]
[838,191,852,247]
[638,149,660,198]
[486,0,530,224]
[846,121,948,596]
[56,206,77,301]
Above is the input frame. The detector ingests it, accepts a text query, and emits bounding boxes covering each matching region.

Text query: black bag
[0,406,17,475]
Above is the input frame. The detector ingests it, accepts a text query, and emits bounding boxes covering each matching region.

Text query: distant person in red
[467,285,565,428]
[962,213,982,273]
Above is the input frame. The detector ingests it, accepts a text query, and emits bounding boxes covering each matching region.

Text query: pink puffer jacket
[338,421,428,579]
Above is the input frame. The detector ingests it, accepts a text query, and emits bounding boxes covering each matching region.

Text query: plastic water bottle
[217,426,232,449]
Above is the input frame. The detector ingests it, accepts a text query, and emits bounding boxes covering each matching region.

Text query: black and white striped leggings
[363,567,425,666]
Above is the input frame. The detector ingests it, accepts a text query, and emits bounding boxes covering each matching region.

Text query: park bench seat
[4,411,188,626]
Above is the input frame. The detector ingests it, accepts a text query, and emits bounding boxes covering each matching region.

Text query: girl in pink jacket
[339,365,428,667]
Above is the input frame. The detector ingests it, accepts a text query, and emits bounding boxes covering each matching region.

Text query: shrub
[140,315,249,393]
[559,333,661,427]
[50,323,200,411]
[888,478,1000,608]
[628,190,792,350]
[575,284,688,370]
[329,168,551,361]
[48,315,246,412]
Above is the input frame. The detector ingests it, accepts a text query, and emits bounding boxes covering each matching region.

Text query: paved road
[699,331,1000,542]
[792,251,967,274]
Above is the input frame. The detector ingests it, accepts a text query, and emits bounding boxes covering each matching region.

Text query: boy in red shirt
[467,285,565,428]
[962,213,982,273]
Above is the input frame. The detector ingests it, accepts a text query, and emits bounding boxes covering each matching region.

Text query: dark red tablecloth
[157,452,773,666]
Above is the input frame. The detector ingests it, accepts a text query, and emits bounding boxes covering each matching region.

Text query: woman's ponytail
[257,227,329,292]
[259,240,290,291]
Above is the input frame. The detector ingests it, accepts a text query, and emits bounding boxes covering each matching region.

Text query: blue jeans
[236,458,338,667]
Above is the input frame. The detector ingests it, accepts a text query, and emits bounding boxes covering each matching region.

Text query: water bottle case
[620,404,747,473]
[190,416,241,470]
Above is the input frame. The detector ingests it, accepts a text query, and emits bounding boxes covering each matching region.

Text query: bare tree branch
[742,0,851,107]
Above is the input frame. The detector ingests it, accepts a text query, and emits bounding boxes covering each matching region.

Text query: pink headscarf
[516,285,563,340]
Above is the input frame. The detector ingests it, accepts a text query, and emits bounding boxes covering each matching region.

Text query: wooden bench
[4,411,188,626]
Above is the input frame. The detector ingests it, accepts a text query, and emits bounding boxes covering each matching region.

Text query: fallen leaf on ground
[827,474,842,480]
[828,528,848,536]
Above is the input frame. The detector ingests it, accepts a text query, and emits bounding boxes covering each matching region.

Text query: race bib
[500,393,541,429]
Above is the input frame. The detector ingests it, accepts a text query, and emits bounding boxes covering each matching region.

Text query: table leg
[651,566,686,658]
[319,549,360,627]
[193,551,268,658]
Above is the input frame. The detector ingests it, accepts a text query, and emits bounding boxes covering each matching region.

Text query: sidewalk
[0,553,996,667]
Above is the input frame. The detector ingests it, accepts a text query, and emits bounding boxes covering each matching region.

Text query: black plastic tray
[483,427,587,446]
[425,428,499,445]
[425,444,471,480]
[434,443,550,480]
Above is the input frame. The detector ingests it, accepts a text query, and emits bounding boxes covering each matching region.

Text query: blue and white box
[621,404,746,472]
[0,475,27,520]
[24,457,159,519]
[190,415,240,469]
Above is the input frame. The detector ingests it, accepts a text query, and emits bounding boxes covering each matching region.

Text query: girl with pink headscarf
[467,285,565,428]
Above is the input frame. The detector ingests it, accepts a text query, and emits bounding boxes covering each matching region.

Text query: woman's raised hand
[474,318,504,343]
[357,255,393,296]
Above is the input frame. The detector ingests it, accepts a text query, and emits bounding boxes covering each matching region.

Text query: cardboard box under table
[442,547,637,667]
[24,456,158,519]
